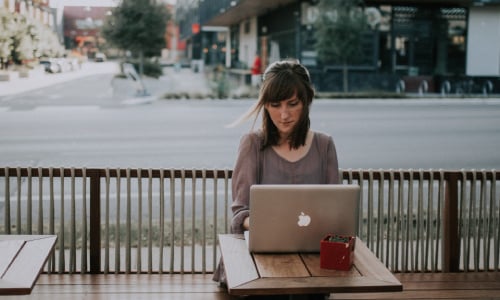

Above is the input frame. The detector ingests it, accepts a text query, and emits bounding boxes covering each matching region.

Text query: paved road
[1,98,499,170]
[1,63,500,170]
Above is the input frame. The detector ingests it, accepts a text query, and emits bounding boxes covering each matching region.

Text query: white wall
[238,17,258,69]
[466,6,500,76]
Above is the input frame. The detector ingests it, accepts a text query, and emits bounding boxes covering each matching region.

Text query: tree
[0,8,64,69]
[102,0,170,75]
[314,0,368,92]
[0,9,14,69]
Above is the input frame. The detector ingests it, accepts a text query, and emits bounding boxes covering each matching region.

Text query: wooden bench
[9,272,500,299]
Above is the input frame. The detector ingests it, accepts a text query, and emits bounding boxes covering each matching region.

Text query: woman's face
[265,94,304,140]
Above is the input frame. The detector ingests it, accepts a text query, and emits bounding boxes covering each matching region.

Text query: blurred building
[163,2,185,64]
[1,0,57,30]
[62,6,113,59]
[61,1,180,62]
[177,0,500,93]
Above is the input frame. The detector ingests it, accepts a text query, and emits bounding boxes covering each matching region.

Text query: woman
[231,59,340,234]
[215,59,340,299]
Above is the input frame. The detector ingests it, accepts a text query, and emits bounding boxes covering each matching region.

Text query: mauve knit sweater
[230,131,340,234]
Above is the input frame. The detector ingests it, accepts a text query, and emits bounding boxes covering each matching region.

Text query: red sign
[191,23,200,34]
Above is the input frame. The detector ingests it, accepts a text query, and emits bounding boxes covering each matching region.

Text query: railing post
[89,169,101,274]
[443,172,460,272]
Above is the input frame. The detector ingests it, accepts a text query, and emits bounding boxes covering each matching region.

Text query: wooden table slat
[253,253,310,277]
[301,253,361,278]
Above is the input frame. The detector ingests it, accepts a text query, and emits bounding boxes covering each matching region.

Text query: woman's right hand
[243,216,250,230]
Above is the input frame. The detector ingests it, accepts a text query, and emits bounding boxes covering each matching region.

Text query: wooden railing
[1,167,499,274]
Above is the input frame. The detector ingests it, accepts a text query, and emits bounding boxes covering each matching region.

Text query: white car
[94,52,106,62]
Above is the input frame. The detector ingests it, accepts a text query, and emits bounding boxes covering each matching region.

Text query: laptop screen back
[248,184,360,253]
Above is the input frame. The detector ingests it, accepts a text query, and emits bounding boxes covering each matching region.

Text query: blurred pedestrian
[251,53,262,88]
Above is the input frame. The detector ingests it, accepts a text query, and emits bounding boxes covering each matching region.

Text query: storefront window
[373,5,466,76]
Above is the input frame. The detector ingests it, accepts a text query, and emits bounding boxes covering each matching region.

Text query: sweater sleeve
[326,135,341,184]
[230,133,260,233]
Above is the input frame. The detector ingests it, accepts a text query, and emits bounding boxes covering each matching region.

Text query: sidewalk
[0,61,213,99]
[0,62,120,97]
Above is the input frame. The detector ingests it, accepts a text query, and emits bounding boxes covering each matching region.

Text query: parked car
[39,59,61,73]
[94,52,106,62]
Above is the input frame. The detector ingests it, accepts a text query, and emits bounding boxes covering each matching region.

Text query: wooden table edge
[0,235,57,295]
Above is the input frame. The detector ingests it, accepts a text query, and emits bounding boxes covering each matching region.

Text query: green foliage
[102,0,170,58]
[314,0,368,65]
[314,0,368,92]
[0,9,14,61]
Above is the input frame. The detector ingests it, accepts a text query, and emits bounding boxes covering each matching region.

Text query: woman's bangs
[262,73,300,103]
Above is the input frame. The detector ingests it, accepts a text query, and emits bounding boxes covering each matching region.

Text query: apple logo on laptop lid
[297,212,311,227]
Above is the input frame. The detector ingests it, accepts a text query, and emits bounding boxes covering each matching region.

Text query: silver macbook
[247,184,360,253]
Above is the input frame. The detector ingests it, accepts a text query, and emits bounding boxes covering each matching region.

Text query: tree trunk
[342,62,349,93]
[139,50,144,76]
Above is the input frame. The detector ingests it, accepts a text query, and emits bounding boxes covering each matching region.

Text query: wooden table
[219,234,402,296]
[0,235,57,295]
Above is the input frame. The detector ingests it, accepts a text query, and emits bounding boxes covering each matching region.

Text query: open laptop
[247,184,360,253]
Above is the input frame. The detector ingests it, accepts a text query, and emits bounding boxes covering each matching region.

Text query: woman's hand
[243,216,250,230]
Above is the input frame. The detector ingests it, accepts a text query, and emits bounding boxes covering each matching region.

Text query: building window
[244,21,250,34]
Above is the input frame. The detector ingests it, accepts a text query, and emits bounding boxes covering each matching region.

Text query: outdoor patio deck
[2,168,499,299]
[7,272,500,299]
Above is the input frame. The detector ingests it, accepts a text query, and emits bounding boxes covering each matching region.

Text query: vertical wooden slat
[471,171,479,271]
[104,169,110,274]
[38,167,43,234]
[4,167,11,234]
[224,169,230,234]
[70,168,76,273]
[59,167,65,273]
[180,169,186,274]
[48,168,55,273]
[137,168,143,273]
[387,171,395,269]
[212,170,218,271]
[169,168,175,273]
[494,172,499,271]
[202,169,207,274]
[16,167,21,234]
[81,168,87,274]
[403,171,413,272]
[147,169,153,274]
[395,170,404,272]
[376,170,384,258]
[367,170,374,249]
[89,168,101,274]
[479,170,488,270]
[435,170,445,272]
[126,168,131,273]
[191,169,197,274]
[426,171,434,272]
[443,172,460,272]
[159,169,165,273]
[27,167,32,234]
[416,169,423,271]
[115,169,121,273]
